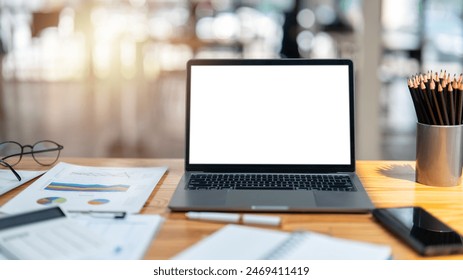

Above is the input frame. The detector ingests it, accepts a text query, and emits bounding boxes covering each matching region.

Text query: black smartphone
[372,206,463,256]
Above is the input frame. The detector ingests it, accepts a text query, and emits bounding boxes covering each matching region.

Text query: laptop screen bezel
[185,59,356,173]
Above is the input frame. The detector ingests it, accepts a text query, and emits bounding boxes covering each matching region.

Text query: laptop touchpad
[226,191,316,207]
[187,190,227,206]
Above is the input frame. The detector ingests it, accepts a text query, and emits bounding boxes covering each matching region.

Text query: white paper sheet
[0,162,167,214]
[0,208,112,260]
[0,170,45,196]
[173,224,392,260]
[68,213,165,259]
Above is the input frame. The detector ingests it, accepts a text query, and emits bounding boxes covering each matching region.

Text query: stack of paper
[0,207,164,260]
[0,207,112,259]
[0,162,168,260]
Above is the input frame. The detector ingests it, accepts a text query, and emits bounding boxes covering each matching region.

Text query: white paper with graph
[1,162,167,214]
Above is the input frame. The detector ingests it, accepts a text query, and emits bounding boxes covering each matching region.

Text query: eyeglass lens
[32,141,61,165]
[0,140,61,167]
[0,142,22,166]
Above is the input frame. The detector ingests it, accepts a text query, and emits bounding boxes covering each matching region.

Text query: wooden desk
[1,158,463,260]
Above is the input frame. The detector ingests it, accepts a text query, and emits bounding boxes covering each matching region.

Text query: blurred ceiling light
[148,17,173,40]
[64,34,86,80]
[382,0,419,31]
[13,20,32,49]
[2,0,45,11]
[128,16,148,42]
[213,13,240,41]
[40,28,61,81]
[297,9,315,29]
[382,32,420,50]
[256,16,277,38]
[169,6,190,26]
[143,42,193,75]
[196,17,214,40]
[435,34,463,56]
[315,5,336,25]
[93,43,112,79]
[58,7,75,37]
[90,7,107,27]
[311,32,336,58]
[296,30,314,52]
[158,43,193,71]
[236,7,261,42]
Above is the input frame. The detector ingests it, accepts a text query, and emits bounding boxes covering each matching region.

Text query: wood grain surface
[2,158,463,260]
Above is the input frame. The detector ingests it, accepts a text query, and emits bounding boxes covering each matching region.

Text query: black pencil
[439,70,445,85]
[430,80,443,125]
[407,71,463,126]
[453,79,459,113]
[438,83,450,125]
[458,83,463,125]
[434,72,440,83]
[415,80,431,124]
[447,83,455,125]
[425,76,440,123]
[408,79,424,123]
[421,81,437,125]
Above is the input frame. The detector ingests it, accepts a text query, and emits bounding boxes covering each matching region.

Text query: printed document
[0,170,45,196]
[0,207,112,259]
[68,213,165,259]
[1,162,167,214]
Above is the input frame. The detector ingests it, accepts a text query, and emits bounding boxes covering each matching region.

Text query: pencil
[414,80,430,124]
[421,75,439,124]
[458,83,463,125]
[421,81,437,125]
[439,70,445,84]
[408,78,425,123]
[438,83,450,125]
[453,78,459,110]
[407,70,463,126]
[430,80,443,125]
[448,83,455,125]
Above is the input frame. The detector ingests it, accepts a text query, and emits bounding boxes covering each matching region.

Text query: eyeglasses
[0,140,63,181]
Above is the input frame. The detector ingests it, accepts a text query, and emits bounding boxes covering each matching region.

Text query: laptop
[168,59,374,213]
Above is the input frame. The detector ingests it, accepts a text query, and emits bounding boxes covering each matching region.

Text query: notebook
[168,59,374,212]
[173,224,391,260]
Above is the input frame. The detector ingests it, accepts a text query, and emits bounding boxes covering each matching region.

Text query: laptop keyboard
[187,174,356,192]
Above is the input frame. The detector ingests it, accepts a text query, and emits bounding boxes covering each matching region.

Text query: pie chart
[36,197,67,205]
[88,198,110,205]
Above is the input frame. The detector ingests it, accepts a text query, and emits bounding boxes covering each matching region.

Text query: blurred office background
[0,0,462,160]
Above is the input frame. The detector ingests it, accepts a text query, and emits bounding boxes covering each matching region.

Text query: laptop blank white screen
[189,64,351,165]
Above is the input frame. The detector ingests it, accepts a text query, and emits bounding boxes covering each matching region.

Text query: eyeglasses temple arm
[0,160,21,181]
[1,153,22,161]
